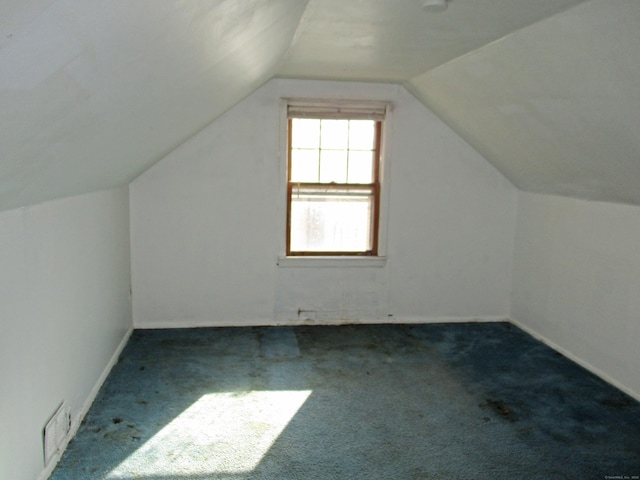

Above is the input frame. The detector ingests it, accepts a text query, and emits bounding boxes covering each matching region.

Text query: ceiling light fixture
[423,0,448,12]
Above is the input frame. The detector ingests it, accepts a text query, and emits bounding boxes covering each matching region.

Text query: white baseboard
[135,315,508,329]
[38,326,134,480]
[135,318,275,329]
[387,315,507,325]
[509,317,640,402]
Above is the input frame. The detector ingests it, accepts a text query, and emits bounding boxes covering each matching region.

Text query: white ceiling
[410,0,640,205]
[3,0,640,211]
[0,0,308,210]
[279,0,585,81]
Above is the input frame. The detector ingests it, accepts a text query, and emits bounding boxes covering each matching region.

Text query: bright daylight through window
[286,102,386,256]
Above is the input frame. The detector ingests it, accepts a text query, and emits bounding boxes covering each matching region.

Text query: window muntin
[286,111,383,256]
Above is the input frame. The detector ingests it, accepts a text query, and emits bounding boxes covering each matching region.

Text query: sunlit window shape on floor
[106,390,312,478]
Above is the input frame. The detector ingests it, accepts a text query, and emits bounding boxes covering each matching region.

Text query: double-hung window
[286,101,387,256]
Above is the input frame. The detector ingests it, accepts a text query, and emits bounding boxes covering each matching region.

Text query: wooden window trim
[286,117,382,257]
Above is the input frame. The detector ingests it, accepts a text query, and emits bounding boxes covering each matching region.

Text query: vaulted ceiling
[2,0,638,212]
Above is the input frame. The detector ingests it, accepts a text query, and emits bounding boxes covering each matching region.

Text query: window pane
[319,150,348,183]
[291,119,320,149]
[290,187,373,252]
[348,120,375,150]
[291,149,320,182]
[347,151,374,183]
[320,120,348,150]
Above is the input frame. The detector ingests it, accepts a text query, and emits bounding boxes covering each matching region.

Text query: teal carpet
[50,323,640,479]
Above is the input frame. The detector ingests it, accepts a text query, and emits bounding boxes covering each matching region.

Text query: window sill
[277,256,387,268]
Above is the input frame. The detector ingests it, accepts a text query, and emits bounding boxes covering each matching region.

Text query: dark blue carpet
[50,323,640,479]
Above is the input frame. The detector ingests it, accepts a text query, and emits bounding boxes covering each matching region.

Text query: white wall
[0,187,132,480]
[512,192,640,398]
[130,79,517,327]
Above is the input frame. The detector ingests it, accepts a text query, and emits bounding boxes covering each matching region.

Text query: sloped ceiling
[3,0,639,211]
[410,0,640,205]
[0,0,309,211]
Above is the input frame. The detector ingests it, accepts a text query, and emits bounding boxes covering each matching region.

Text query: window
[286,102,386,256]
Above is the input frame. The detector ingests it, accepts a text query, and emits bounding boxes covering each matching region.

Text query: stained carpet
[50,323,640,479]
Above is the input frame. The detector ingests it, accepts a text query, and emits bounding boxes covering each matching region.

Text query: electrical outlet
[297,308,317,321]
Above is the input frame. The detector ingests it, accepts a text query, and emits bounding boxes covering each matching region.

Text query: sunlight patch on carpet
[106,390,312,478]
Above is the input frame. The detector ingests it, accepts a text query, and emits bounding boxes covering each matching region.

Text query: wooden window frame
[286,115,383,257]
